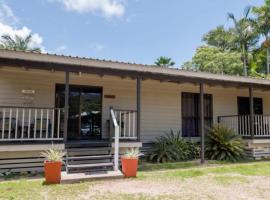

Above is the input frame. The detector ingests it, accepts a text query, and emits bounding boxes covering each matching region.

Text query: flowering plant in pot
[41,148,65,184]
[121,148,141,178]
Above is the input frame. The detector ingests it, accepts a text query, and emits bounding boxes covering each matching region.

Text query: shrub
[205,125,246,162]
[149,130,199,163]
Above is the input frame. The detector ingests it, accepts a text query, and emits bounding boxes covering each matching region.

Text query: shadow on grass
[138,158,265,173]
[0,172,44,181]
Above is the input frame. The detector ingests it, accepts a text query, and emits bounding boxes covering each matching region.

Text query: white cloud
[52,0,125,18]
[54,45,68,53]
[0,1,19,24]
[0,1,45,52]
[0,22,45,52]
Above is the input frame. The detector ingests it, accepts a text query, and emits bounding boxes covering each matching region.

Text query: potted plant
[41,148,65,184]
[121,148,141,178]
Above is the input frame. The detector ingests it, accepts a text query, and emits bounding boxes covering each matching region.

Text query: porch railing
[110,108,137,140]
[218,115,270,137]
[0,106,64,141]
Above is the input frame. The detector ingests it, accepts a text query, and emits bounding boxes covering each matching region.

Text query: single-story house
[0,49,270,174]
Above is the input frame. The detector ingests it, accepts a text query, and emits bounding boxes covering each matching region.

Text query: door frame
[55,83,103,141]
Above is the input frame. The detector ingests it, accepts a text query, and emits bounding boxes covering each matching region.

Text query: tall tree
[228,6,258,76]
[252,0,270,74]
[191,46,243,75]
[202,26,236,51]
[154,56,175,67]
[0,34,41,53]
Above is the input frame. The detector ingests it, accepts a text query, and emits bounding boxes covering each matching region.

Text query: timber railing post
[200,83,205,164]
[249,87,254,139]
[136,76,141,142]
[63,71,69,143]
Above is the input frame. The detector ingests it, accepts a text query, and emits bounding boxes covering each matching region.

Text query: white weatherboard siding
[0,68,136,140]
[1,68,270,143]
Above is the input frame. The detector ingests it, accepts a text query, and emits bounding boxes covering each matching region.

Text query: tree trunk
[267,47,270,74]
[242,44,248,77]
[267,35,270,74]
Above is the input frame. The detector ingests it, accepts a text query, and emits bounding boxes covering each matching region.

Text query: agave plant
[41,148,66,162]
[205,125,246,162]
[149,130,199,163]
[122,148,142,159]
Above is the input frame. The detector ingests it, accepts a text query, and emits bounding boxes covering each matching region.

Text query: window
[237,97,263,115]
[182,92,213,137]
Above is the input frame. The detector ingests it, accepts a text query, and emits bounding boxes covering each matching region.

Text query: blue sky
[0,0,265,66]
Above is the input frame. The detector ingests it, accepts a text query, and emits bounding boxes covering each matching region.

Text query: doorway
[55,84,102,140]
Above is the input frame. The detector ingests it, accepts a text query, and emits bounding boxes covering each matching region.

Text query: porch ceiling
[1,49,270,90]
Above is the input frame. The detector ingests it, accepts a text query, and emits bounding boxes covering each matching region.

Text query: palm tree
[0,34,41,53]
[228,6,258,76]
[252,0,270,74]
[154,56,175,67]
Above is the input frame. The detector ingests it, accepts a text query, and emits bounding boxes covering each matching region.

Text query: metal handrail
[110,108,119,171]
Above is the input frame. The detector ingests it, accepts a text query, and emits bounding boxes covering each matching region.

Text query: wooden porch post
[136,77,141,142]
[249,87,254,139]
[200,83,205,164]
[63,71,69,143]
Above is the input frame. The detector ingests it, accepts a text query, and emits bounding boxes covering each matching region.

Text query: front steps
[65,146,114,174]
[245,139,270,160]
[63,143,124,183]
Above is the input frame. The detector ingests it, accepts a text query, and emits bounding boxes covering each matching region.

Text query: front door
[55,84,102,140]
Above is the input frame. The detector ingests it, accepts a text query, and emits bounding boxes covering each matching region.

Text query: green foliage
[205,125,246,162]
[184,2,270,76]
[191,46,243,75]
[250,47,267,75]
[122,148,141,159]
[252,0,270,38]
[149,130,199,163]
[0,34,41,53]
[154,56,175,67]
[41,148,66,162]
[202,26,237,51]
[181,61,195,71]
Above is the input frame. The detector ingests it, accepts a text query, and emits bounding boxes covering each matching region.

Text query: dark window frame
[55,84,103,141]
[237,96,263,115]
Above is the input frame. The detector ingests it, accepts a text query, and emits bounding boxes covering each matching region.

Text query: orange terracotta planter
[121,157,138,178]
[44,161,62,184]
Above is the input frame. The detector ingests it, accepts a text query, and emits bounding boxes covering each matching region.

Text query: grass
[0,180,90,200]
[138,161,270,181]
[1,161,270,199]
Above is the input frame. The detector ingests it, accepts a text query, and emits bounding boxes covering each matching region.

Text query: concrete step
[67,147,111,152]
[67,162,113,169]
[61,170,123,184]
[66,155,113,160]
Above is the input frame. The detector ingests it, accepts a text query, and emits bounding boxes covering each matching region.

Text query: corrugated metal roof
[0,49,270,88]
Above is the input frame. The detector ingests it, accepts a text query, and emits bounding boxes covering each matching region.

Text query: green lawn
[1,161,270,200]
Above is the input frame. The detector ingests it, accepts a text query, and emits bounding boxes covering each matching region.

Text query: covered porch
[1,49,270,165]
[0,72,142,146]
